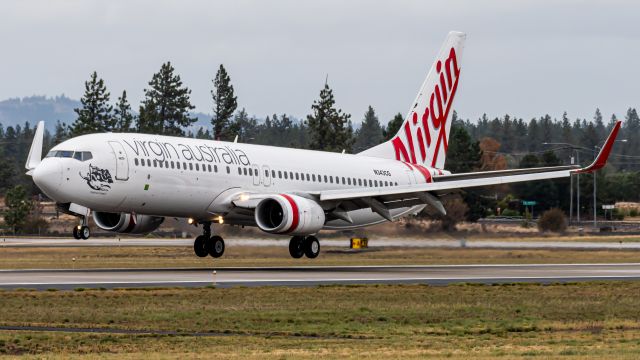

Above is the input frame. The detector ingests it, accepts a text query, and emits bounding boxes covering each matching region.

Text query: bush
[537,208,567,233]
[501,208,520,217]
[630,208,638,217]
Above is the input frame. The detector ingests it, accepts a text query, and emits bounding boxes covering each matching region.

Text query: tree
[306,83,353,152]
[138,62,196,136]
[4,185,32,234]
[384,112,404,140]
[230,108,258,142]
[113,90,135,131]
[211,64,238,140]
[71,71,113,136]
[353,106,384,152]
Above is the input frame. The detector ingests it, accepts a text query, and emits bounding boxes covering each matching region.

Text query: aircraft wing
[228,121,620,222]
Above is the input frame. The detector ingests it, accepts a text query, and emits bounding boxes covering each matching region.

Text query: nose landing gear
[289,235,320,259]
[193,222,225,258]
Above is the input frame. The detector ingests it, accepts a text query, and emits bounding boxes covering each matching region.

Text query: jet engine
[93,212,164,234]
[255,194,325,235]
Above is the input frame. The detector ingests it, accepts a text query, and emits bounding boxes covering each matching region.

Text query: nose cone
[33,160,63,200]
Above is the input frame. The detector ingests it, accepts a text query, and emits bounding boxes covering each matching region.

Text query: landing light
[217,216,224,224]
[187,218,195,225]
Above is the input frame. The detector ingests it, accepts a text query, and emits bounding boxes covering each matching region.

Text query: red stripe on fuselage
[280,194,299,233]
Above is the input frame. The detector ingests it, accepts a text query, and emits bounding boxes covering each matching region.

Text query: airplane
[25,31,621,259]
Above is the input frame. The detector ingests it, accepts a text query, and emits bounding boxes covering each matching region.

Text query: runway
[2,263,640,290]
[3,236,640,250]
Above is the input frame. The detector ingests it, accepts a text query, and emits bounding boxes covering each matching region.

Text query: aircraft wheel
[289,236,305,258]
[194,235,208,257]
[72,226,81,240]
[304,236,320,259]
[209,236,225,258]
[79,226,91,240]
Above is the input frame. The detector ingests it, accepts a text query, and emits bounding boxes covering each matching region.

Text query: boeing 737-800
[25,32,621,259]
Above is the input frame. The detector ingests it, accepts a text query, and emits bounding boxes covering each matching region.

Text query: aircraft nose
[32,160,63,199]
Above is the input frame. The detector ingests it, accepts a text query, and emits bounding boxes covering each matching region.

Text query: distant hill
[0,96,80,130]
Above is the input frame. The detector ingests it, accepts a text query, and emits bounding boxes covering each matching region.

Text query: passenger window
[140,159,145,167]
[208,164,212,172]
[238,167,242,175]
[289,172,293,179]
[374,180,378,187]
[306,174,310,181]
[226,166,230,174]
[369,180,373,187]
[195,163,199,171]
[295,173,299,180]
[170,161,174,169]
[342,177,346,184]
[134,158,139,166]
[243,168,247,176]
[265,169,269,177]
[324,175,328,183]
[347,178,351,185]
[278,171,282,178]
[177,162,180,169]
[329,176,333,183]
[358,179,362,186]
[189,163,193,170]
[153,160,157,167]
[214,165,218,172]
[272,170,276,178]
[159,161,164,168]
[147,159,151,167]
[284,172,288,179]
[318,174,322,182]
[312,174,316,182]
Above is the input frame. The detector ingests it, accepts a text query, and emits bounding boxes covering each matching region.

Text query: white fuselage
[34,133,449,231]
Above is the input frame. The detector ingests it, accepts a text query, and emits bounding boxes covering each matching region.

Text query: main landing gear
[289,235,320,259]
[193,222,225,258]
[72,216,90,240]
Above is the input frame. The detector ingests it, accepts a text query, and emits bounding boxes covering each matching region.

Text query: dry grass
[1,246,640,269]
[2,283,640,358]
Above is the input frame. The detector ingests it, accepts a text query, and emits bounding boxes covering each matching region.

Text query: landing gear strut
[289,235,320,259]
[72,216,90,240]
[193,222,225,258]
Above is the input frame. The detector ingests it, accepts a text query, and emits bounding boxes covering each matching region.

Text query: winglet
[25,121,45,172]
[575,120,621,173]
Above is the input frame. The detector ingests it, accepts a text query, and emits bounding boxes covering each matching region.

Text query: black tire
[72,226,81,240]
[79,226,90,240]
[304,236,320,259]
[288,236,305,259]
[193,235,208,257]
[209,236,225,258]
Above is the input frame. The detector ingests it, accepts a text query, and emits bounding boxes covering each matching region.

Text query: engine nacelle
[93,212,164,234]
[255,194,325,235]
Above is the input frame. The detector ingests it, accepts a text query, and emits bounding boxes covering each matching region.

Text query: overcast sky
[1,0,638,125]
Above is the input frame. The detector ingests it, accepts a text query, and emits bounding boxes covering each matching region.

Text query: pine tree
[71,71,113,136]
[384,113,404,140]
[211,64,238,140]
[446,123,482,173]
[138,62,196,136]
[52,120,70,145]
[306,83,353,152]
[113,90,135,132]
[353,106,384,153]
[230,108,258,142]
[4,185,32,234]
[593,108,605,139]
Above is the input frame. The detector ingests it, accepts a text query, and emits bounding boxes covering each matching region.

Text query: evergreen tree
[306,83,353,152]
[561,111,573,144]
[384,112,403,140]
[4,185,32,234]
[71,71,113,136]
[446,122,482,173]
[113,90,135,132]
[211,64,238,140]
[594,108,605,139]
[230,108,258,142]
[353,106,384,153]
[52,120,70,145]
[138,62,196,136]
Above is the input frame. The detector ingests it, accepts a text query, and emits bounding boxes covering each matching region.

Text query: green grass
[2,283,640,358]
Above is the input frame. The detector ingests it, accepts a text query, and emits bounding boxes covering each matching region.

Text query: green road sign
[522,200,537,206]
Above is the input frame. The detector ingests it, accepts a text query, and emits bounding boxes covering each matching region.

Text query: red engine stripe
[280,194,299,233]
[122,214,137,233]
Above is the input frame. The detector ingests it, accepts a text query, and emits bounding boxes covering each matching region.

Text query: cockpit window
[45,150,92,161]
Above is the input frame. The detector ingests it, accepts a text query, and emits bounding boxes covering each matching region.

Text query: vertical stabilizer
[358,31,466,170]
